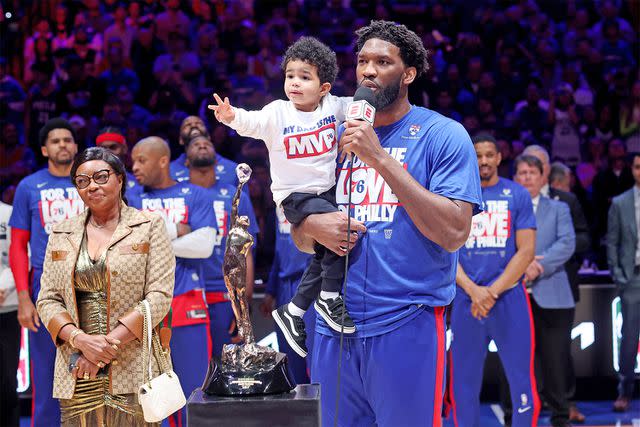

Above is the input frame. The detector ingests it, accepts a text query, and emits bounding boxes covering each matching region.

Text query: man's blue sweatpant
[312,306,446,427]
[448,284,540,427]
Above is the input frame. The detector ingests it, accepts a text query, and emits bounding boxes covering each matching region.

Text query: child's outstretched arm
[208,93,235,125]
[207,93,277,143]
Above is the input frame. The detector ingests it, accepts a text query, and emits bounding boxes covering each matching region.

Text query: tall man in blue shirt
[9,118,82,427]
[293,21,483,426]
[129,136,216,427]
[449,134,539,427]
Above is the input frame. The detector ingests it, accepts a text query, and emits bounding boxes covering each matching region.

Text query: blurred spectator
[148,88,188,150]
[592,139,635,265]
[590,0,636,47]
[99,38,139,96]
[497,138,514,178]
[130,20,165,103]
[549,83,581,166]
[24,62,59,157]
[562,8,591,59]
[153,31,199,108]
[576,137,607,192]
[24,18,53,73]
[51,4,73,52]
[116,84,152,133]
[82,0,113,33]
[515,81,551,146]
[599,19,636,74]
[71,26,101,76]
[0,121,35,187]
[0,58,25,134]
[620,80,640,152]
[23,34,53,86]
[155,0,191,44]
[103,3,135,58]
[550,161,572,192]
[229,51,267,109]
[435,87,462,122]
[56,54,105,117]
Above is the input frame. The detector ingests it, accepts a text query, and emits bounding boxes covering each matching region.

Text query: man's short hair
[549,161,571,184]
[355,20,429,77]
[39,117,76,146]
[281,36,338,85]
[514,154,544,175]
[472,133,499,152]
[630,152,640,162]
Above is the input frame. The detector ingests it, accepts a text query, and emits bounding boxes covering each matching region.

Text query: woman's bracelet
[69,328,85,349]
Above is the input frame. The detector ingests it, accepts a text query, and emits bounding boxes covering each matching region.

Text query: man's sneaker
[314,296,356,334]
[272,305,308,358]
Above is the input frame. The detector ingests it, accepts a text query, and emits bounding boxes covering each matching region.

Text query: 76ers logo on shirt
[336,148,405,222]
[39,187,84,233]
[465,200,511,249]
[284,123,336,159]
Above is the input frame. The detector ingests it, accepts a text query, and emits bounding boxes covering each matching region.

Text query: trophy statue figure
[202,164,295,395]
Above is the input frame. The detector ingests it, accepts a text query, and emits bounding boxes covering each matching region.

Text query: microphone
[346,86,376,125]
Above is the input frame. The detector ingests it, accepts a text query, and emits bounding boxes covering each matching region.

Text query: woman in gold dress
[37,147,175,426]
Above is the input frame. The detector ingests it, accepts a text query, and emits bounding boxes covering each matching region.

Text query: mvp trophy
[202,164,295,396]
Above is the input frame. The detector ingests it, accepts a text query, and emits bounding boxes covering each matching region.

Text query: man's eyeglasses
[73,169,115,189]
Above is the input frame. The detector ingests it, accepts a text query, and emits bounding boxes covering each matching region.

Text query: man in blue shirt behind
[449,134,539,427]
[129,136,216,427]
[293,20,483,426]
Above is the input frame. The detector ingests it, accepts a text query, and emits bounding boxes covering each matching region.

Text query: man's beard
[370,76,401,111]
[52,153,74,166]
[190,155,216,168]
[181,126,208,145]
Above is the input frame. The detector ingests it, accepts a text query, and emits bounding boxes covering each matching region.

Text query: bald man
[169,115,239,187]
[129,136,216,427]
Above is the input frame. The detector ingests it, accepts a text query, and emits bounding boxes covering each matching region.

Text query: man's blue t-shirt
[458,178,536,287]
[201,182,258,293]
[9,169,84,271]
[318,106,483,338]
[170,153,239,187]
[266,206,313,296]
[128,181,215,296]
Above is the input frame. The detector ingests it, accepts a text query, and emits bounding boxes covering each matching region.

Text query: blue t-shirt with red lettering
[128,181,215,296]
[170,153,239,187]
[201,182,258,293]
[459,178,536,286]
[9,169,84,270]
[318,106,483,338]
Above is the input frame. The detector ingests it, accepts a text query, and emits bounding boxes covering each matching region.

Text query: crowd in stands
[1,0,639,278]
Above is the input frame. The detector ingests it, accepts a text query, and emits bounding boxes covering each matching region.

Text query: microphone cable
[333,158,354,427]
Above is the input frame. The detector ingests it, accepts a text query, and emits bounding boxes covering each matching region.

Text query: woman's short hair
[70,147,128,203]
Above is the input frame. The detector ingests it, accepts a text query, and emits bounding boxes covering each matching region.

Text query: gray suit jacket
[530,196,576,309]
[607,188,639,289]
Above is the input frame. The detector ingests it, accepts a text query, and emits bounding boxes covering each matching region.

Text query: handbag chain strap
[141,300,172,385]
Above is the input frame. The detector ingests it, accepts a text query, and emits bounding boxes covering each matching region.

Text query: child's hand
[208,93,235,124]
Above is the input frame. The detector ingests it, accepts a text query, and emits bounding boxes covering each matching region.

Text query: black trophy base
[202,352,295,396]
[187,384,320,427]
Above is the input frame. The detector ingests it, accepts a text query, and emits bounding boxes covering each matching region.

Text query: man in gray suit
[515,154,576,427]
[607,152,640,412]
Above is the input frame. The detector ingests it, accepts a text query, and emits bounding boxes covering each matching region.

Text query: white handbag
[138,300,186,423]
